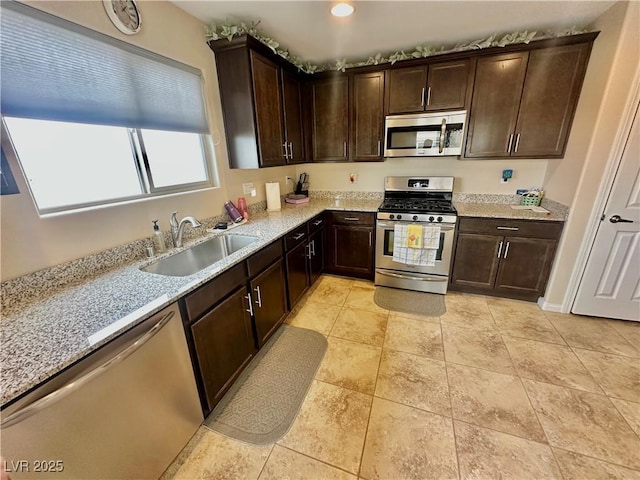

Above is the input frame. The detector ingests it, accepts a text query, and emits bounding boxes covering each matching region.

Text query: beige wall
[0,0,296,281]
[543,0,639,307]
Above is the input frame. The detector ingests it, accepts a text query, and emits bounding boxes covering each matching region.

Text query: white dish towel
[392,224,441,266]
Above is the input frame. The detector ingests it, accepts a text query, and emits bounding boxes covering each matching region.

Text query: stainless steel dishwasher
[0,302,203,479]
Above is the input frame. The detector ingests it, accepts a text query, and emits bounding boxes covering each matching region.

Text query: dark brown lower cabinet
[326,211,375,279]
[250,259,288,346]
[308,227,325,285]
[286,240,310,308]
[450,217,563,301]
[190,286,255,413]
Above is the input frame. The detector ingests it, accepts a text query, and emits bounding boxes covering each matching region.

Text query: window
[0,2,216,214]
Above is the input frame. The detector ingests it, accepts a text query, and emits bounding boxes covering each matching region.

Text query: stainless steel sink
[141,234,259,277]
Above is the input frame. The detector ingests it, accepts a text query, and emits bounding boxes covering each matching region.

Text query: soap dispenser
[152,220,167,253]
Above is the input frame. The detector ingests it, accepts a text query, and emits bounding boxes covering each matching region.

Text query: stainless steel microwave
[384,110,467,157]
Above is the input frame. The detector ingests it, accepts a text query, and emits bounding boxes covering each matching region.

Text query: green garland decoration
[205,20,588,74]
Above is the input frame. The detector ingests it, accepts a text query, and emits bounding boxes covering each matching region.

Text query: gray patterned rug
[374,286,446,317]
[203,325,327,444]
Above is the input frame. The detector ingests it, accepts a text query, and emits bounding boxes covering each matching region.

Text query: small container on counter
[152,220,167,253]
[237,197,249,220]
[224,201,244,223]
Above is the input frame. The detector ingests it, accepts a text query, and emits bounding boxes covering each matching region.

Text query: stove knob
[397,214,402,220]
[428,216,434,222]
[412,215,418,221]
[437,216,443,222]
[389,214,395,220]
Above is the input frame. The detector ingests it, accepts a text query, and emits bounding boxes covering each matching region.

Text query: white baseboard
[537,297,565,313]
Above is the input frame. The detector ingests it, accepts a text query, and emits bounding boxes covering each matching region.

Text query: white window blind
[0,1,209,134]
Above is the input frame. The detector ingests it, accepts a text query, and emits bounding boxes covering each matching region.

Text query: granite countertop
[454,202,567,221]
[0,198,380,407]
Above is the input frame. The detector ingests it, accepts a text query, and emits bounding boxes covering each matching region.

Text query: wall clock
[103,0,142,35]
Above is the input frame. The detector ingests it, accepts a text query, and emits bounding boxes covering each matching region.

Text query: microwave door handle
[439,119,446,154]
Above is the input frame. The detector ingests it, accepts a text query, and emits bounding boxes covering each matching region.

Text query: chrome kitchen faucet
[170,211,202,248]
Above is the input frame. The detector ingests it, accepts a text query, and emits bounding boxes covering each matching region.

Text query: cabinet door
[425,59,471,111]
[250,51,286,166]
[464,52,528,158]
[351,71,385,161]
[386,66,428,114]
[328,225,374,279]
[191,287,255,412]
[285,240,310,308]
[513,43,590,157]
[308,228,325,285]
[251,259,288,346]
[281,69,305,163]
[494,237,558,297]
[450,233,503,290]
[311,76,349,161]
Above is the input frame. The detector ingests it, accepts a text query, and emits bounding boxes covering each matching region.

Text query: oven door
[375,220,454,276]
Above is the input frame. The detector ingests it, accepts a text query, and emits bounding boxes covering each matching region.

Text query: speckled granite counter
[0,198,380,407]
[454,202,567,221]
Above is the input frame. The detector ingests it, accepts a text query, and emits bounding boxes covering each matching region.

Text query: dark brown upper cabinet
[350,71,385,161]
[465,41,592,159]
[209,35,305,168]
[310,74,349,162]
[386,59,473,114]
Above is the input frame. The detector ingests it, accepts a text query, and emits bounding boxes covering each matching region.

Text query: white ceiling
[171,1,615,64]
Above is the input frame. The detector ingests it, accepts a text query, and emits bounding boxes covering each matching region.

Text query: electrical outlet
[285,176,293,184]
[349,173,358,184]
[242,182,255,195]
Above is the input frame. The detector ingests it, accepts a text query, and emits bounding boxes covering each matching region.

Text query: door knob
[609,215,634,223]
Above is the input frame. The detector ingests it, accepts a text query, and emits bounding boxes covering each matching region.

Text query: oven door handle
[376,269,448,282]
[377,222,455,231]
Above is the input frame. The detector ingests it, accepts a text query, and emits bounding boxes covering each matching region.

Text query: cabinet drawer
[183,262,247,322]
[329,211,375,226]
[308,214,325,234]
[458,217,563,239]
[247,239,283,277]
[284,225,307,251]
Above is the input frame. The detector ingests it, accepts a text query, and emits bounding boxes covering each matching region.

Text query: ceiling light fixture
[331,2,355,17]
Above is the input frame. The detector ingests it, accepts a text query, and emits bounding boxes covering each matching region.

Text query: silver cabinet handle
[504,241,510,259]
[282,142,289,160]
[310,239,316,256]
[343,141,347,158]
[292,232,305,240]
[312,219,323,227]
[343,217,360,221]
[497,226,519,231]
[609,215,634,223]
[426,86,431,106]
[245,292,254,316]
[1,310,175,428]
[306,243,312,260]
[254,286,262,308]
[439,119,446,154]
[288,142,294,160]
[514,133,521,153]
[369,231,372,247]
[497,241,503,258]
[507,134,514,153]
[421,87,425,107]
[377,140,382,156]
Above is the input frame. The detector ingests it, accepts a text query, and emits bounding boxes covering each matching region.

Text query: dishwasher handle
[1,310,174,429]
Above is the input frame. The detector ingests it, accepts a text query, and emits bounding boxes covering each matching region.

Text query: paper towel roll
[265,182,281,211]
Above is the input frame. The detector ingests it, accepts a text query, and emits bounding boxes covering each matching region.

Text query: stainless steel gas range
[375,176,457,294]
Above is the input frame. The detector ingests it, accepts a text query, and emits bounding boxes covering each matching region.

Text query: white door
[573,103,640,321]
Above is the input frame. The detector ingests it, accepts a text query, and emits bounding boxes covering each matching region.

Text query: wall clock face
[103,0,141,35]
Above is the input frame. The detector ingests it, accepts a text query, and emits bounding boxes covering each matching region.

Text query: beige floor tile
[442,293,497,331]
[502,335,603,393]
[344,286,390,315]
[611,398,640,436]
[454,420,562,480]
[442,325,516,375]
[278,380,371,474]
[447,363,546,442]
[606,318,640,348]
[487,298,566,344]
[375,349,450,416]
[258,445,357,480]
[310,276,355,306]
[553,448,640,480]
[352,279,376,290]
[388,310,441,323]
[330,307,388,346]
[315,337,382,395]
[384,316,444,360]
[523,379,640,470]
[171,429,272,480]
[546,313,639,358]
[287,300,342,334]
[360,398,458,480]
[573,348,640,402]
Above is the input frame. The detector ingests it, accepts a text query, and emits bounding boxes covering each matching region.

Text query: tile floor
[165,274,640,480]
